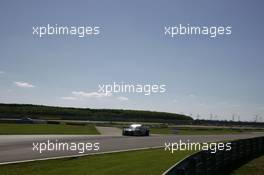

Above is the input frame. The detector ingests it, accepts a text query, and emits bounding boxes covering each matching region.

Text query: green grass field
[178,129,245,135]
[150,127,263,135]
[0,123,262,135]
[151,127,174,134]
[231,155,264,175]
[0,123,99,135]
[0,148,194,175]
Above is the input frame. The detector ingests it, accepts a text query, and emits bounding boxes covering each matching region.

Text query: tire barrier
[163,136,264,175]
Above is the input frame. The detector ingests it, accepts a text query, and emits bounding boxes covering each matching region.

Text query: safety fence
[163,136,264,175]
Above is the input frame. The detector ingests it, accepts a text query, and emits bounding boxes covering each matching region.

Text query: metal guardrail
[163,136,264,175]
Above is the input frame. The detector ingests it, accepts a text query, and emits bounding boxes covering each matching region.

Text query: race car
[122,124,149,136]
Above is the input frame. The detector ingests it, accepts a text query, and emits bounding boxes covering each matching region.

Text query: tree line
[0,103,192,123]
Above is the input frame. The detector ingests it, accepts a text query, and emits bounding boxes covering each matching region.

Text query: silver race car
[122,124,149,136]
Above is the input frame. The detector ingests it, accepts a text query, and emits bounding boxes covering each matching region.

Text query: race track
[0,133,264,164]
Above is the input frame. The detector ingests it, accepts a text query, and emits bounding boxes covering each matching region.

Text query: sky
[0,0,264,121]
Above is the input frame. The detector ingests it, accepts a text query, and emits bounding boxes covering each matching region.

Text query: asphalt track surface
[0,133,264,164]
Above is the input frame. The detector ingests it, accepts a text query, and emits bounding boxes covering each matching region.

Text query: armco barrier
[163,137,264,175]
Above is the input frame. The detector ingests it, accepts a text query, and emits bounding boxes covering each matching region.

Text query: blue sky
[0,0,264,121]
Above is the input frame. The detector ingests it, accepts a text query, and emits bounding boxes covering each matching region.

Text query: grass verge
[150,127,263,135]
[151,127,173,134]
[178,129,246,135]
[231,155,264,175]
[0,123,99,135]
[0,148,194,175]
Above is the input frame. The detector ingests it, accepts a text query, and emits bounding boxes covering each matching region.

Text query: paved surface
[95,126,122,136]
[0,133,263,164]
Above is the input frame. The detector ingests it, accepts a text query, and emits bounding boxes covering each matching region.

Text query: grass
[0,123,99,135]
[231,155,264,175]
[151,127,173,134]
[1,123,262,135]
[150,127,263,135]
[0,148,194,175]
[178,129,245,135]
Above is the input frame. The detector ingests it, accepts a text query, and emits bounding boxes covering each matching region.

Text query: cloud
[0,71,5,74]
[72,91,112,98]
[231,104,241,108]
[188,94,196,98]
[117,96,129,101]
[60,97,77,100]
[258,106,264,110]
[14,81,35,88]
[172,99,178,103]
[60,91,113,101]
